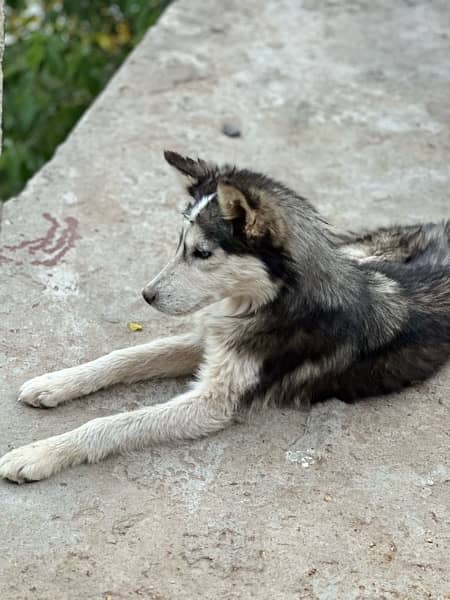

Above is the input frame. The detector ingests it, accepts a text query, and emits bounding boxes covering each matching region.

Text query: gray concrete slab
[0,0,449,598]
[0,0,3,153]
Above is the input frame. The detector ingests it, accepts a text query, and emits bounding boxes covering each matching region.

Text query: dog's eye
[193,248,212,260]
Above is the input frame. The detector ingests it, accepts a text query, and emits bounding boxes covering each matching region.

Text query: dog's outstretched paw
[18,374,71,408]
[0,438,75,483]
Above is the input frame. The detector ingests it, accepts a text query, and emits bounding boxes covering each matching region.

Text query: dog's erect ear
[164,150,210,184]
[217,181,283,241]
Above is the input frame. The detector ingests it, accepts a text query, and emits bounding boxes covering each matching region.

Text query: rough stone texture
[1,1,449,598]
[0,0,4,154]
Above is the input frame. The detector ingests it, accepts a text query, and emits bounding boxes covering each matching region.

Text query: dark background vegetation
[1,0,170,201]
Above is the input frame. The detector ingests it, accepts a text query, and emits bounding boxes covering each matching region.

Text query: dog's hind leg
[341,222,450,264]
[18,333,203,408]
[0,386,234,483]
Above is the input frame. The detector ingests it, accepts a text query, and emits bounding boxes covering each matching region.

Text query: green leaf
[1,0,171,201]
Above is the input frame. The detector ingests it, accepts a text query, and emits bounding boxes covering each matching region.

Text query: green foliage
[1,0,170,200]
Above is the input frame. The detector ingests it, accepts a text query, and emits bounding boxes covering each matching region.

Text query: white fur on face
[143,222,279,315]
[187,194,216,221]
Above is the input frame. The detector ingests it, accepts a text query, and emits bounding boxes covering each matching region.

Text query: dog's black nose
[142,289,157,305]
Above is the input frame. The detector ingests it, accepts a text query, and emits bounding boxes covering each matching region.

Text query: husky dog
[1,151,449,483]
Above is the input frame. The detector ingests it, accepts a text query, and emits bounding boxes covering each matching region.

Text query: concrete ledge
[0,0,3,154]
[1,1,449,597]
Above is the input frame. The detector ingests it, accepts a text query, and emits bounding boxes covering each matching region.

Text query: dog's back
[232,216,450,408]
[331,221,450,401]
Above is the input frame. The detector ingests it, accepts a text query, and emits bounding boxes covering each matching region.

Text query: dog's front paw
[18,373,73,408]
[0,437,76,483]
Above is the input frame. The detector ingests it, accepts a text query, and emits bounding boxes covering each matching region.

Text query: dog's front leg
[0,387,234,483]
[18,333,203,408]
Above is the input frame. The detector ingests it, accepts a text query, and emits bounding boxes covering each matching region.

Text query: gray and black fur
[165,151,450,407]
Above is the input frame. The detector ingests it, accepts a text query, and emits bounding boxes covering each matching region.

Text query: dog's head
[142,151,296,316]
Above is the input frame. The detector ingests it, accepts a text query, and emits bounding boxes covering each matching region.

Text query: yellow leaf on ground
[127,321,143,332]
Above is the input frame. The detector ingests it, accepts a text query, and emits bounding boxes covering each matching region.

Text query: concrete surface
[1,0,449,598]
[0,0,3,154]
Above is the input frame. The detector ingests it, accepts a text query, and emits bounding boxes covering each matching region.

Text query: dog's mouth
[141,292,206,316]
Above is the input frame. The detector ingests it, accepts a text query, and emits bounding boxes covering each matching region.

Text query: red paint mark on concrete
[0,213,80,267]
[4,213,60,253]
